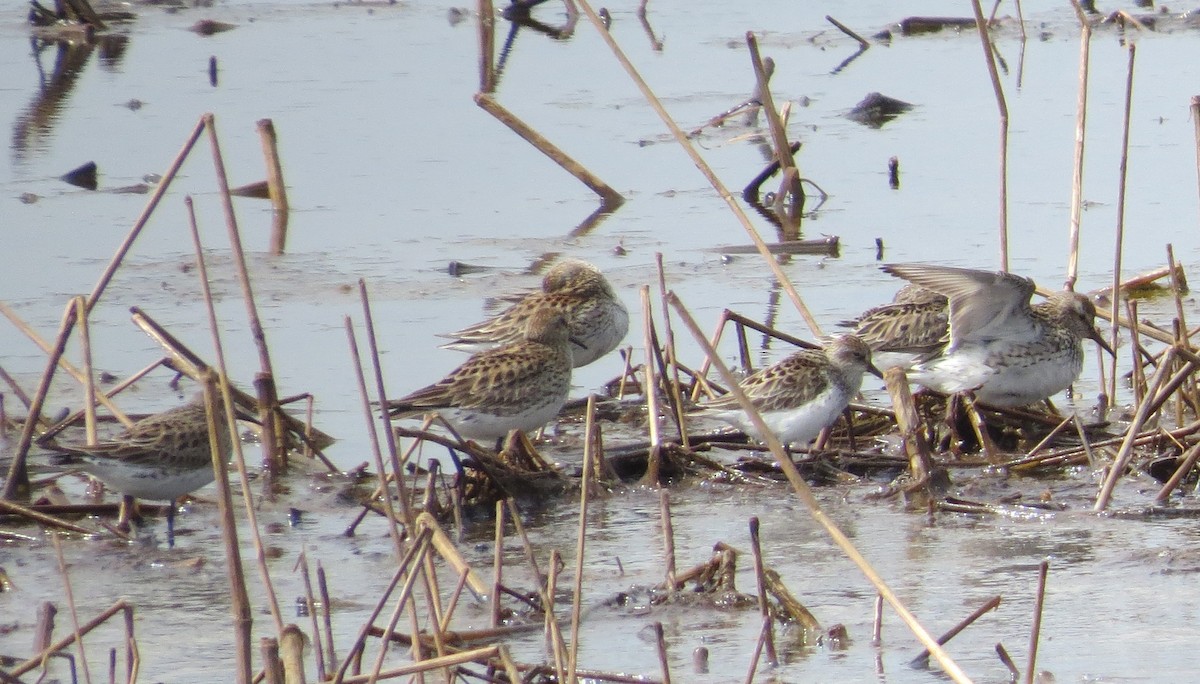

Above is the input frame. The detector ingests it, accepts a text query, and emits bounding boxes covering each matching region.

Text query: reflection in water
[11,34,129,163]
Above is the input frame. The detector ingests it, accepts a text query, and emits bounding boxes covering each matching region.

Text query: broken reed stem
[1024,561,1049,684]
[368,539,436,683]
[342,313,407,562]
[297,553,327,681]
[909,595,1001,668]
[567,400,595,683]
[331,527,432,684]
[666,293,973,683]
[1095,346,1177,511]
[0,302,133,428]
[341,646,502,684]
[969,0,1009,271]
[477,0,496,92]
[745,33,801,203]
[1109,42,1137,398]
[505,498,545,587]
[473,94,623,208]
[654,622,671,684]
[357,279,416,529]
[883,367,933,486]
[1066,1,1093,289]
[256,119,290,255]
[0,499,99,534]
[52,533,95,684]
[747,517,777,667]
[639,286,664,486]
[655,253,690,448]
[86,117,206,313]
[659,488,676,590]
[826,15,870,49]
[3,299,76,500]
[73,297,97,446]
[575,0,821,339]
[203,113,282,468]
[1154,440,1200,503]
[872,594,884,645]
[186,197,286,639]
[545,551,568,683]
[1193,95,1200,226]
[491,500,506,628]
[10,601,137,679]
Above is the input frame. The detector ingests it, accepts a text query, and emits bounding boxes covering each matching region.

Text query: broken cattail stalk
[477,0,496,92]
[72,297,97,446]
[656,253,690,448]
[744,619,772,684]
[1108,42,1136,397]
[1064,0,1093,287]
[257,119,290,255]
[872,594,884,645]
[474,94,623,208]
[1024,561,1049,684]
[51,532,94,684]
[262,637,284,684]
[567,404,595,680]
[660,488,677,591]
[438,569,473,635]
[1154,440,1200,503]
[654,622,672,684]
[366,538,435,682]
[666,292,972,683]
[639,286,664,487]
[545,551,568,683]
[9,601,137,679]
[340,647,502,684]
[909,595,1002,668]
[505,499,545,587]
[745,33,800,206]
[297,553,327,681]
[883,368,933,488]
[968,0,1010,271]
[0,498,101,535]
[826,15,870,49]
[416,513,489,599]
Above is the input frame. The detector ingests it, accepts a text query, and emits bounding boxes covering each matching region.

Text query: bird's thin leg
[167,498,177,549]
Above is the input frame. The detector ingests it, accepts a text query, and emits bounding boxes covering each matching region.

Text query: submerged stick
[474,94,624,208]
[667,293,974,683]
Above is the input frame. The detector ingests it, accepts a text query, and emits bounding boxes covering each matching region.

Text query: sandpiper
[698,334,882,448]
[882,263,1114,407]
[50,394,234,545]
[389,308,576,444]
[439,258,629,368]
[846,286,949,369]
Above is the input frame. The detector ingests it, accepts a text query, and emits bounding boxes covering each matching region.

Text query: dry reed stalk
[262,637,284,684]
[203,114,284,468]
[1127,299,1147,402]
[505,499,545,586]
[473,94,623,208]
[256,119,290,255]
[962,395,1000,463]
[477,0,495,92]
[743,619,771,684]
[366,539,435,683]
[638,287,665,487]
[1108,43,1137,398]
[71,297,97,446]
[1023,561,1049,684]
[1023,415,1073,461]
[1065,1,1093,288]
[576,0,821,339]
[32,601,56,653]
[566,397,595,683]
[996,644,1020,680]
[297,553,328,680]
[666,293,974,683]
[1193,95,1200,218]
[332,527,433,684]
[1094,347,1177,510]
[438,570,473,635]
[747,518,777,666]
[883,368,933,487]
[344,315,408,561]
[3,300,77,499]
[1007,418,1200,471]
[0,303,131,429]
[544,551,568,683]
[969,0,1010,271]
[198,376,254,684]
[356,280,416,528]
[0,498,100,534]
[51,533,94,684]
[826,15,870,49]
[909,595,1002,668]
[9,601,137,680]
[0,365,32,413]
[316,563,338,675]
[659,488,676,591]
[340,646,502,684]
[491,500,506,628]
[416,513,490,598]
[656,254,690,448]
[86,117,206,313]
[187,200,286,638]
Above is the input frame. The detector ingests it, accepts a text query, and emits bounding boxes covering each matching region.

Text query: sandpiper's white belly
[80,461,216,502]
[714,386,849,446]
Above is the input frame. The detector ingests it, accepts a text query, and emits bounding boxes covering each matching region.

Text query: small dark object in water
[447,6,467,25]
[693,646,709,674]
[111,184,149,195]
[190,19,237,35]
[888,156,900,188]
[19,192,38,204]
[288,508,302,525]
[896,17,978,36]
[874,237,884,261]
[61,161,98,190]
[846,92,913,129]
[446,260,489,277]
[208,56,219,87]
[123,98,144,110]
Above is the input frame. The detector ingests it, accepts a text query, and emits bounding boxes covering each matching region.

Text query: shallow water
[3,0,1200,681]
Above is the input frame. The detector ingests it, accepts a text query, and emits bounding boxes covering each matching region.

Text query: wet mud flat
[5,0,1200,682]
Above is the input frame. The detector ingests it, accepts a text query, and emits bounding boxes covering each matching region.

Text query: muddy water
[3,0,1200,681]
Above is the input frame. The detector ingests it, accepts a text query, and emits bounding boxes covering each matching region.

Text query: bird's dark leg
[166,498,177,549]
